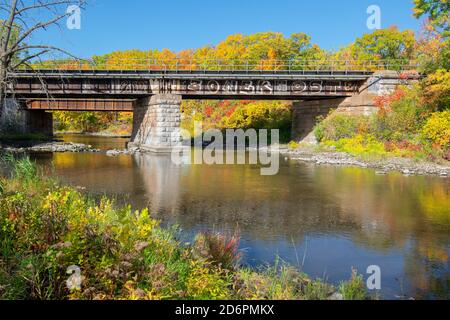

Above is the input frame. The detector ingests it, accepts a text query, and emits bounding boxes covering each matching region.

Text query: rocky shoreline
[0,141,101,153]
[279,146,449,177]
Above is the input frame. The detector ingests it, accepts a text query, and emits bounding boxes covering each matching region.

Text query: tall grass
[1,153,38,182]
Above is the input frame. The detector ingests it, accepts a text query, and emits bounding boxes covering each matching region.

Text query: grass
[0,155,368,300]
[1,153,38,182]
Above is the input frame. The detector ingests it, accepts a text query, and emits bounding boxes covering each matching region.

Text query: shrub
[288,141,300,149]
[421,69,450,111]
[325,134,388,158]
[186,260,231,300]
[314,113,370,142]
[339,269,366,300]
[421,110,450,150]
[193,232,242,270]
[374,86,428,141]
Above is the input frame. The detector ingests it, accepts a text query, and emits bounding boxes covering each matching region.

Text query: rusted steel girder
[25,99,135,111]
[10,77,364,99]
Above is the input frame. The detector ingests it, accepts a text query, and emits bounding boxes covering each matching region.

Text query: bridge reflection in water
[133,153,182,216]
[32,138,449,299]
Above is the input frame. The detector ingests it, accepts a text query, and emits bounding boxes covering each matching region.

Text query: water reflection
[32,138,449,300]
[134,154,181,215]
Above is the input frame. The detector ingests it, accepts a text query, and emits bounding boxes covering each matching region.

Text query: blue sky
[39,0,423,58]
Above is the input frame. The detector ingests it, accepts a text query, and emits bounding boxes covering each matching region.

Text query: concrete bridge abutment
[128,94,182,153]
[0,99,53,136]
[291,71,417,143]
[291,93,378,143]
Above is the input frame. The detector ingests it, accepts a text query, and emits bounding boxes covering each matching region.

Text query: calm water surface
[32,134,449,299]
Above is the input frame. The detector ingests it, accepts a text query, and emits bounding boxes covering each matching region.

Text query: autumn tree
[413,0,449,39]
[413,0,449,111]
[413,0,449,70]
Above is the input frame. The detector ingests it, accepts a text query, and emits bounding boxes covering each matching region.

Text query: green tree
[350,27,416,68]
[413,0,450,39]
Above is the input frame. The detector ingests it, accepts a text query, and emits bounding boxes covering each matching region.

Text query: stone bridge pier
[0,99,53,136]
[128,94,183,153]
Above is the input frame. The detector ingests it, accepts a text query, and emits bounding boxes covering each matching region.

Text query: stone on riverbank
[106,148,140,157]
[1,142,100,153]
[282,146,450,177]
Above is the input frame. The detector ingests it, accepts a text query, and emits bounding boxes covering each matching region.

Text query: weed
[339,268,367,300]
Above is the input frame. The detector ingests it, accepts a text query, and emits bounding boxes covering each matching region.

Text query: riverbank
[0,156,367,300]
[280,145,450,177]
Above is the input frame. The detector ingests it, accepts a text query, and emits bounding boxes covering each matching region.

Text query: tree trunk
[0,64,6,120]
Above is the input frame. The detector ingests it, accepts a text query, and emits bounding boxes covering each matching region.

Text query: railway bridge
[1,60,419,151]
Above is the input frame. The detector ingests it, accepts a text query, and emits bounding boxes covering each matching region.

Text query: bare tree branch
[15,0,79,16]
[0,0,86,119]
[6,12,70,56]
[11,48,50,69]
[8,44,80,58]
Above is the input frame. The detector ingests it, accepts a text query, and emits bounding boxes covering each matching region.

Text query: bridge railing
[23,58,419,73]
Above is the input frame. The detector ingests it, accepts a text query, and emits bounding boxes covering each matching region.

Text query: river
[30,134,449,300]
